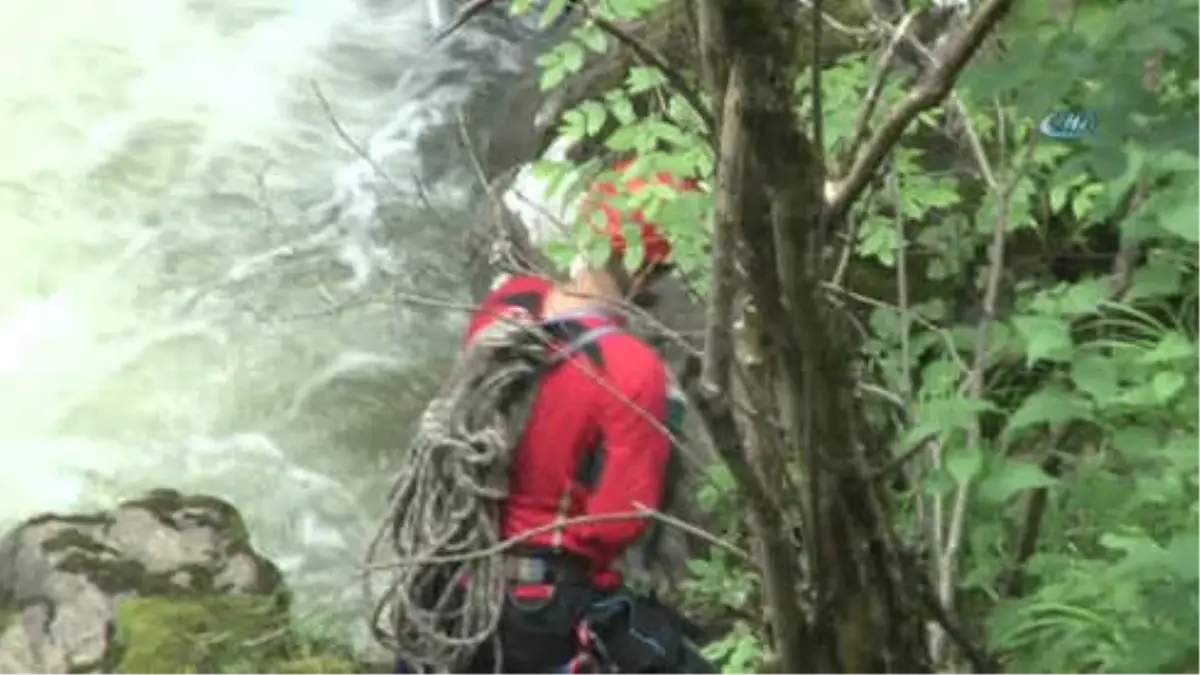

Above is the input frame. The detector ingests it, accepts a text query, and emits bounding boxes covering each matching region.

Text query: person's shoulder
[479,273,553,313]
[466,274,553,343]
[486,272,552,297]
[597,331,668,392]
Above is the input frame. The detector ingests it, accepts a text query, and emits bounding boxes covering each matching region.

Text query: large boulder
[0,489,355,673]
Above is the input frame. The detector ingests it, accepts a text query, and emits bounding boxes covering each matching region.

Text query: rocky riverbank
[0,489,375,674]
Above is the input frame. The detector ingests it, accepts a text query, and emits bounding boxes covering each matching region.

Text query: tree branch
[825,0,1015,225]
[841,11,919,172]
[810,0,826,171]
[931,137,1031,668]
[701,61,746,397]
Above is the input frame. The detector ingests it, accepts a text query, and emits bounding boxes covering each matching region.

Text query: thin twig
[456,109,495,200]
[795,0,876,37]
[828,186,878,287]
[432,0,503,43]
[842,11,918,172]
[310,81,406,198]
[931,135,1031,668]
[363,504,749,571]
[889,161,923,533]
[912,564,1001,673]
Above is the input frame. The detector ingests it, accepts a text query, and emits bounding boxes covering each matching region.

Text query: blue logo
[1038,109,1098,140]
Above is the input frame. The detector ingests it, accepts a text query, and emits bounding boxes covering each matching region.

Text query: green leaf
[857,217,897,266]
[900,396,995,452]
[543,240,576,268]
[1151,371,1187,403]
[623,225,646,271]
[627,66,667,93]
[560,110,588,143]
[1058,278,1108,316]
[1166,534,1200,581]
[1111,426,1161,456]
[605,90,637,125]
[1101,532,1169,578]
[538,0,570,28]
[1012,315,1074,364]
[977,458,1058,504]
[1156,184,1200,242]
[577,100,608,136]
[1139,331,1197,365]
[1070,354,1120,406]
[1126,260,1183,300]
[1003,386,1092,442]
[538,59,569,91]
[572,24,609,53]
[559,40,585,73]
[1162,433,1200,471]
[947,445,984,485]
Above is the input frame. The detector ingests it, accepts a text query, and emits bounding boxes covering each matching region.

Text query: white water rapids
[0,0,559,653]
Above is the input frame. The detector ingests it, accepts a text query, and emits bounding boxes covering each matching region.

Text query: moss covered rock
[114,595,282,673]
[0,489,314,673]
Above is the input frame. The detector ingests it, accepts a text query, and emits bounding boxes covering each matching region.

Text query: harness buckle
[503,555,551,584]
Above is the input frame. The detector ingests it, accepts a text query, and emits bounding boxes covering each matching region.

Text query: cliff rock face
[0,489,289,673]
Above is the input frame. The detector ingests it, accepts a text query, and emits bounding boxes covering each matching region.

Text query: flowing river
[0,0,553,653]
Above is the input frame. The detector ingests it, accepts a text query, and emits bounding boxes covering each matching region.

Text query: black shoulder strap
[545,324,622,367]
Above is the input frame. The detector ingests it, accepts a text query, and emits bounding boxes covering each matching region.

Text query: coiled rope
[369,310,551,673]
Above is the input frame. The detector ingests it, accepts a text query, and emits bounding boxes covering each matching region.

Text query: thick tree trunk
[691,0,1016,671]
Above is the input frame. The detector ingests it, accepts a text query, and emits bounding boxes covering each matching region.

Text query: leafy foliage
[520,0,1198,672]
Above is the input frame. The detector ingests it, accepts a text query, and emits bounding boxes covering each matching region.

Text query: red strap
[566,619,594,673]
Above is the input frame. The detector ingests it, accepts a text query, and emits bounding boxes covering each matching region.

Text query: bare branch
[810,0,826,170]
[841,11,919,171]
[795,0,876,37]
[310,81,406,198]
[825,0,1016,225]
[365,503,749,570]
[932,136,1032,668]
[873,17,1000,189]
[432,0,502,43]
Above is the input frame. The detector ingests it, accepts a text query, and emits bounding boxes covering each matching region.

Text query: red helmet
[582,158,700,268]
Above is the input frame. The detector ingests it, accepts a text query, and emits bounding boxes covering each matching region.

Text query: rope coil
[370,312,550,672]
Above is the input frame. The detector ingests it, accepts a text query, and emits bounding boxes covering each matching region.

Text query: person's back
[465,272,672,593]
[387,158,715,674]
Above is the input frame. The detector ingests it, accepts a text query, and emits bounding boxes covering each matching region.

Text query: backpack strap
[545,324,622,367]
[531,312,624,554]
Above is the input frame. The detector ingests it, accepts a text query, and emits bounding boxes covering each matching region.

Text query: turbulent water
[0,0,552,653]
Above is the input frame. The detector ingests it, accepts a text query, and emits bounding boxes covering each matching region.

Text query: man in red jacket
[458,160,713,673]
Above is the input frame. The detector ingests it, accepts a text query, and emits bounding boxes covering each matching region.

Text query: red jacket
[464,274,672,589]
